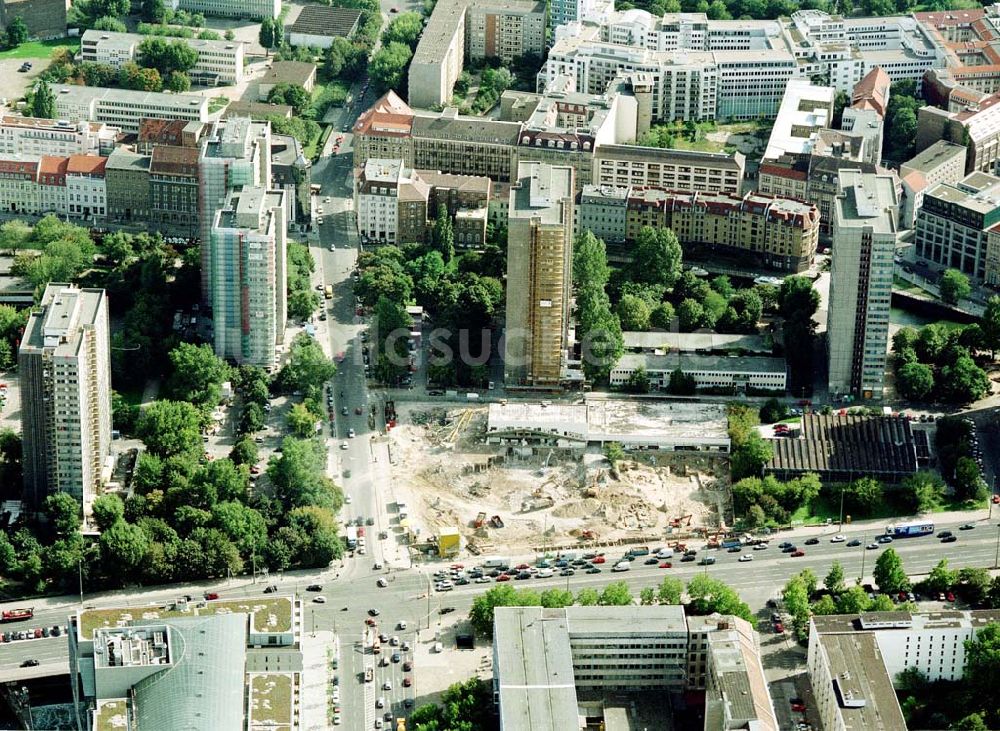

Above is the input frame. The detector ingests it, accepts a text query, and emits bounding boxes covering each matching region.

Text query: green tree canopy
[873,548,910,593]
[940,268,971,305]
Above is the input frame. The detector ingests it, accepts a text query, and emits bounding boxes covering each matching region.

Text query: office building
[50,85,210,135]
[916,92,1000,175]
[493,606,776,731]
[69,595,304,731]
[149,144,200,227]
[808,611,1000,731]
[136,118,206,154]
[176,0,280,20]
[593,145,744,194]
[898,139,967,227]
[914,170,1000,280]
[19,284,110,513]
[610,353,787,394]
[763,79,835,161]
[576,184,629,244]
[408,0,547,109]
[211,186,287,368]
[81,29,245,86]
[828,170,898,399]
[198,117,271,304]
[0,0,66,39]
[287,5,361,48]
[622,188,819,273]
[549,0,613,28]
[504,162,574,387]
[0,116,118,158]
[839,107,884,167]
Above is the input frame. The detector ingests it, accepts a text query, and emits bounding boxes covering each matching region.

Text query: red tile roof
[66,155,107,176]
[852,68,891,118]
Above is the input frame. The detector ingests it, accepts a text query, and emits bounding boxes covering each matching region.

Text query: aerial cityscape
[0,0,999,729]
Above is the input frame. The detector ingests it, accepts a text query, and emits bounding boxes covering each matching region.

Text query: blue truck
[885,522,934,538]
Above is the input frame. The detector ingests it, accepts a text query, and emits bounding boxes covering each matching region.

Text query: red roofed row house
[622,187,820,273]
[0,155,107,219]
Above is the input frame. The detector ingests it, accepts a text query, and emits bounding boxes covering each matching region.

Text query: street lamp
[858,534,867,585]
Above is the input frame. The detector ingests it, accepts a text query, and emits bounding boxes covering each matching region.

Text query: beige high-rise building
[19,284,111,514]
[504,161,575,387]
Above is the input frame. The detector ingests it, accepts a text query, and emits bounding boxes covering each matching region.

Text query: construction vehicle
[669,514,693,528]
[580,530,597,541]
[490,515,504,528]
[473,512,487,528]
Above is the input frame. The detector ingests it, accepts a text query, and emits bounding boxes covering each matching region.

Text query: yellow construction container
[437,528,461,557]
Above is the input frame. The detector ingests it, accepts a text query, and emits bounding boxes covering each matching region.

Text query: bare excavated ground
[385,401,731,556]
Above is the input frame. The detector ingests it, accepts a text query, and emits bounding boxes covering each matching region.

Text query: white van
[536,568,553,578]
[612,562,631,572]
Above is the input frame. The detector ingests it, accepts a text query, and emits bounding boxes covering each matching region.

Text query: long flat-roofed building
[0,116,118,157]
[176,0,279,19]
[287,5,361,48]
[593,145,744,194]
[81,29,245,85]
[504,161,574,387]
[609,352,787,394]
[50,85,210,134]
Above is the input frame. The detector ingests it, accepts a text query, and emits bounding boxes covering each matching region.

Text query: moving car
[790,550,805,557]
[830,534,846,543]
[847,539,862,547]
[738,554,753,562]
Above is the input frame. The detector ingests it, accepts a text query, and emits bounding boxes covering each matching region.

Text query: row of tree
[468,574,752,637]
[892,323,991,405]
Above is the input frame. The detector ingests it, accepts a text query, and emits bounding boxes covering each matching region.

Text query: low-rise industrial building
[0,0,67,39]
[609,352,787,394]
[485,400,730,452]
[766,412,918,483]
[622,331,773,355]
[287,4,361,48]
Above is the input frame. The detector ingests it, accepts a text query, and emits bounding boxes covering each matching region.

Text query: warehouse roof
[288,5,362,38]
[766,413,917,479]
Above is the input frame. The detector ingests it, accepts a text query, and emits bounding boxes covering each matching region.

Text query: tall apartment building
[81,29,245,86]
[19,284,111,513]
[408,0,547,109]
[493,606,776,731]
[50,85,210,135]
[211,186,287,368]
[828,170,898,399]
[808,611,1000,731]
[914,170,1000,281]
[176,0,279,20]
[504,162,574,387]
[198,117,271,304]
[0,116,118,157]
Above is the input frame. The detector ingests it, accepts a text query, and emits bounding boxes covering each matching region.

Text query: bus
[885,521,934,538]
[1,608,33,622]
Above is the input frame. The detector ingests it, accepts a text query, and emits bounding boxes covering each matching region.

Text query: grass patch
[249,673,294,728]
[94,699,128,731]
[79,596,294,638]
[0,38,78,60]
[789,492,986,527]
[208,96,230,114]
[893,275,926,294]
[306,124,331,161]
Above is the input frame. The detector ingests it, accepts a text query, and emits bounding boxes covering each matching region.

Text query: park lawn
[790,492,986,527]
[0,38,78,60]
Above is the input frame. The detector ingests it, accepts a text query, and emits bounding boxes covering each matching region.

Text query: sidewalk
[300,629,336,731]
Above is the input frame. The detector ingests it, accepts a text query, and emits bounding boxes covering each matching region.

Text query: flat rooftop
[925,171,1000,215]
[494,606,579,731]
[816,633,907,731]
[622,331,772,354]
[288,5,362,37]
[836,171,898,235]
[78,596,294,639]
[615,352,786,375]
[511,161,573,224]
[93,699,128,731]
[901,139,967,175]
[248,673,296,731]
[565,605,687,635]
[812,609,1000,634]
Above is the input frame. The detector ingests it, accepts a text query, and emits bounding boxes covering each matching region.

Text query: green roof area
[249,673,296,730]
[79,597,294,638]
[94,699,129,731]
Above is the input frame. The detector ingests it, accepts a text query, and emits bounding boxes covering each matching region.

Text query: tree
[29,81,56,119]
[142,0,167,22]
[574,231,610,290]
[616,294,651,331]
[166,70,191,92]
[287,402,318,438]
[925,559,956,594]
[686,575,753,620]
[980,295,1000,357]
[964,623,1000,727]
[938,354,990,404]
[259,17,275,54]
[677,298,705,331]
[958,567,992,605]
[954,456,988,502]
[898,471,946,513]
[631,226,683,288]
[667,368,697,395]
[382,11,423,49]
[604,442,625,468]
[468,584,538,636]
[430,203,454,262]
[940,268,971,305]
[100,519,150,575]
[836,585,873,614]
[370,41,413,92]
[136,400,203,459]
[212,501,266,556]
[267,83,311,115]
[759,398,788,424]
[730,433,773,481]
[166,342,228,408]
[886,106,917,162]
[650,301,675,330]
[229,436,259,467]
[539,588,574,608]
[576,587,599,606]
[625,366,651,394]
[598,581,634,605]
[778,275,820,392]
[657,576,683,604]
[825,561,846,594]
[44,492,81,535]
[844,476,883,515]
[954,713,989,731]
[873,548,910,593]
[896,362,934,401]
[811,595,837,615]
[275,334,336,398]
[5,16,28,48]
[93,15,127,30]
[92,493,125,532]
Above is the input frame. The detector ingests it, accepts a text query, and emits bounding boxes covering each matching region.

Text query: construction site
[383,399,734,558]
